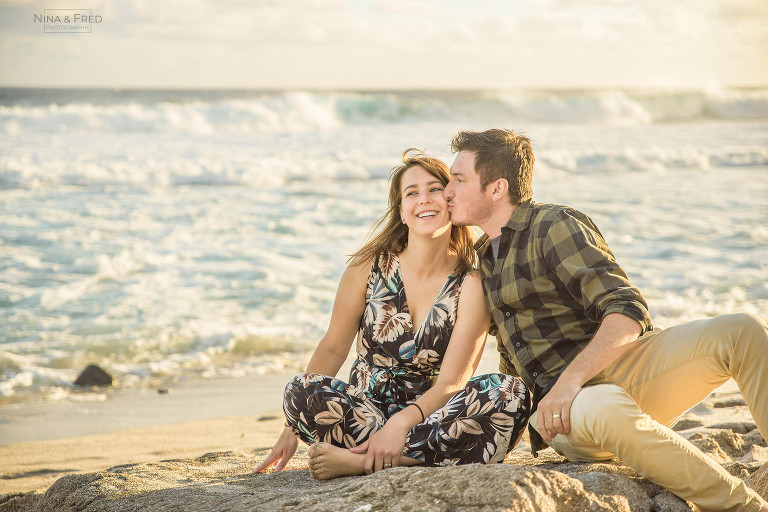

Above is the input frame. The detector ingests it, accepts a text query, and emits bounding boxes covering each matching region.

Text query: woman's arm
[254,257,371,473]
[303,257,370,376]
[350,272,490,473]
[410,272,489,416]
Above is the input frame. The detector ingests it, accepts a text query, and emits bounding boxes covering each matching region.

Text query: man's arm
[536,209,649,442]
[536,313,641,443]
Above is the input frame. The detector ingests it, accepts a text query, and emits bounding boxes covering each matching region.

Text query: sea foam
[0,88,766,405]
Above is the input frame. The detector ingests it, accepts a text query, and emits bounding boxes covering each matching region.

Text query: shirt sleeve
[541,210,653,335]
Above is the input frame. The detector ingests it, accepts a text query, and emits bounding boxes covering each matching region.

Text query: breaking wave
[2,88,767,135]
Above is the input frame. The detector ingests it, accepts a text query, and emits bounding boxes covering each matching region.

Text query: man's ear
[490,178,509,201]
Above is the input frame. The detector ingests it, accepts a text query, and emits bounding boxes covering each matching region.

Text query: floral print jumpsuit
[283,252,531,465]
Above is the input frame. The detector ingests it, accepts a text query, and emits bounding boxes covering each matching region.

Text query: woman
[254,149,530,479]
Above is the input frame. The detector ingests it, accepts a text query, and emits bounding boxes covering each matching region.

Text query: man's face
[444,151,493,227]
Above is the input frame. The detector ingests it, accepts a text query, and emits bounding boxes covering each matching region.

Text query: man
[442,128,768,512]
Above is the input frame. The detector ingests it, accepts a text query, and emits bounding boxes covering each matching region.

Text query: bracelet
[409,402,425,423]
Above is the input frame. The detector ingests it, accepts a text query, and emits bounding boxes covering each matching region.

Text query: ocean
[1,87,767,405]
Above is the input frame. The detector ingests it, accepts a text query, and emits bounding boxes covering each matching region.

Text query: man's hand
[535,313,642,444]
[536,377,582,444]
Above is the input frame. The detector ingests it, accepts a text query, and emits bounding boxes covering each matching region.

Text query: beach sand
[0,371,300,495]
[0,409,295,495]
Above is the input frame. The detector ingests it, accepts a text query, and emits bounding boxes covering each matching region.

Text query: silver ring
[383,463,392,468]
[552,414,561,419]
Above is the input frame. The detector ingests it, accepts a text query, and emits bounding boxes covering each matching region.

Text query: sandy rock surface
[2,387,766,512]
[4,431,766,512]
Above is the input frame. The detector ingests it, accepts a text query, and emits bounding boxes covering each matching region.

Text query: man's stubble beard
[449,201,493,229]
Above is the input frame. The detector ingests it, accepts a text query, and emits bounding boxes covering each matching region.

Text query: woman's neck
[398,232,455,276]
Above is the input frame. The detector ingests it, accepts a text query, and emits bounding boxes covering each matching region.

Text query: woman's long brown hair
[348,148,476,273]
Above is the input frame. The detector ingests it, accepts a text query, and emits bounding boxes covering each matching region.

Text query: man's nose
[443,182,454,200]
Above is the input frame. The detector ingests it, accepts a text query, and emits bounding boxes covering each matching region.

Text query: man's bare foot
[308,442,366,480]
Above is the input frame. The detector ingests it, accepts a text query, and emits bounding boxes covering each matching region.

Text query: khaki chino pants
[529,313,768,512]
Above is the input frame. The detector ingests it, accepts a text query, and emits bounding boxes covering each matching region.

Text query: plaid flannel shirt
[476,199,652,396]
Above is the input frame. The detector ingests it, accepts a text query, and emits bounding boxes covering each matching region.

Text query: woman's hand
[349,416,409,474]
[253,427,299,473]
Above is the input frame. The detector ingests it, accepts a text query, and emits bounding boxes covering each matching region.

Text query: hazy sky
[0,0,766,89]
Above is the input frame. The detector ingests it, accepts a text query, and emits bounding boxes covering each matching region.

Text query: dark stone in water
[74,365,113,387]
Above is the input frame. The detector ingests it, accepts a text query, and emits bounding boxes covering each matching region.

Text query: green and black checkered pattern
[475,199,653,394]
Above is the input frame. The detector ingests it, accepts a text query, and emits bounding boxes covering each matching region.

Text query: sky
[0,0,766,89]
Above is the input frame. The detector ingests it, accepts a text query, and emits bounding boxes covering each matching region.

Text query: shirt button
[515,342,521,347]
[505,312,510,317]
[532,372,538,377]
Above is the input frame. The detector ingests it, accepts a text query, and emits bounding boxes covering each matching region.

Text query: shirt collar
[502,198,535,233]
[473,199,535,254]
[473,234,490,252]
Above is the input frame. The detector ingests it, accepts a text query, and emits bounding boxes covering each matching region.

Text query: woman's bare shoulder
[343,254,375,284]
[457,270,485,303]
[461,270,483,288]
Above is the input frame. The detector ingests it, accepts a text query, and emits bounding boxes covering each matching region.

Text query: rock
[73,365,113,387]
[672,417,704,431]
[12,421,767,512]
[741,445,768,464]
[27,451,694,512]
[712,397,747,408]
[687,428,756,462]
[0,492,43,512]
[745,429,768,448]
[747,462,768,500]
[709,421,757,434]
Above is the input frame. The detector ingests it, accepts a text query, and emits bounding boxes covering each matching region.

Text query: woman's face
[399,165,451,238]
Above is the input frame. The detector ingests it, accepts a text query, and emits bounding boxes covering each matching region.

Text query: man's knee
[710,312,767,340]
[569,384,644,442]
[706,313,768,361]
[736,312,768,339]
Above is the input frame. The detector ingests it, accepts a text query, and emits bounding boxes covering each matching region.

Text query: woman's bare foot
[308,442,366,480]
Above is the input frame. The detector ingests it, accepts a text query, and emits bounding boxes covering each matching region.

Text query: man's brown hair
[450,129,534,205]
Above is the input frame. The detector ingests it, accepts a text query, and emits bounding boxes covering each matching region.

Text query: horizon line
[1,84,767,93]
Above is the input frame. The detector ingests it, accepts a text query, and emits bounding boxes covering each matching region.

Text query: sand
[0,410,295,495]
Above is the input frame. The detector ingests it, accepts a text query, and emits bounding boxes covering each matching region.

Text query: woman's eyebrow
[403,180,443,192]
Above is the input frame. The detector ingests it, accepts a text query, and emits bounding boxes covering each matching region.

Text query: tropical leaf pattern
[282,252,531,465]
[354,252,463,396]
[284,372,530,465]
